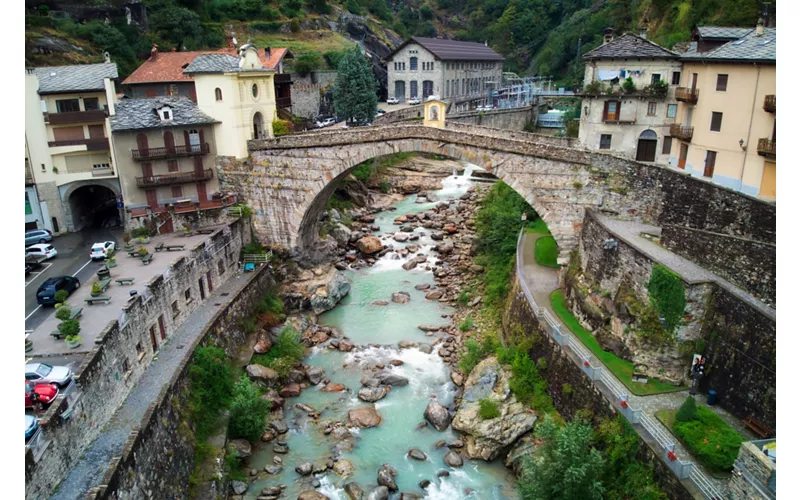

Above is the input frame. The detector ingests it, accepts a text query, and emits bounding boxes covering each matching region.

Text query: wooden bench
[742,416,773,439]
[127,250,140,257]
[196,228,215,235]
[115,277,135,285]
[166,244,185,252]
[85,295,111,305]
[154,242,166,252]
[142,254,153,265]
[632,372,649,383]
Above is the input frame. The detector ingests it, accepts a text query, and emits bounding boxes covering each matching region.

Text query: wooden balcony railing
[670,124,694,141]
[757,138,776,157]
[763,94,776,113]
[675,87,699,103]
[48,137,110,151]
[276,97,292,109]
[45,109,107,125]
[275,73,293,84]
[131,142,210,161]
[136,168,214,187]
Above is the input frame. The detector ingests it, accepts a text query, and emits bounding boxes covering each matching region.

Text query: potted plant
[107,256,117,268]
[58,319,81,348]
[25,337,33,353]
[183,224,193,236]
[55,306,73,322]
[137,246,149,257]
[91,282,104,297]
[137,235,150,244]
[123,233,133,250]
[65,334,82,349]
[132,227,151,243]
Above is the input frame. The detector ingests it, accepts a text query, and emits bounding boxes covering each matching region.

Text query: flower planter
[138,237,150,244]
[25,340,33,353]
[91,290,104,297]
[107,260,118,268]
[65,338,82,349]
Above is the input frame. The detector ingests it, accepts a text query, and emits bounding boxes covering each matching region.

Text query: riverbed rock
[407,448,427,461]
[393,232,409,242]
[295,462,313,476]
[366,486,389,500]
[263,389,284,410]
[246,364,279,384]
[253,335,272,354]
[378,373,409,386]
[419,479,431,489]
[306,366,325,385]
[298,491,329,500]
[372,300,389,306]
[338,339,355,352]
[425,290,443,300]
[230,480,248,495]
[436,242,454,254]
[271,419,289,434]
[418,344,433,354]
[430,232,444,241]
[320,383,347,392]
[444,451,464,467]
[228,439,252,458]
[414,283,431,291]
[450,372,464,386]
[309,269,352,314]
[424,399,451,431]
[264,464,282,474]
[400,493,422,500]
[331,223,353,247]
[391,291,410,304]
[333,458,355,478]
[377,465,398,491]
[344,481,365,499]
[348,405,383,428]
[356,236,383,254]
[279,384,301,398]
[418,324,447,332]
[401,259,418,271]
[451,356,537,460]
[358,386,389,402]
[273,443,289,454]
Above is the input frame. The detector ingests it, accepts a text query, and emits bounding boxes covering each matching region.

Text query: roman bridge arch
[221,122,673,263]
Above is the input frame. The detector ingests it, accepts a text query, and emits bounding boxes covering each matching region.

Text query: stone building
[578,31,682,164]
[24,61,122,233]
[730,439,776,499]
[385,37,504,102]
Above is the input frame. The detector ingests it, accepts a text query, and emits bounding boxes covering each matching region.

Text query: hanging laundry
[598,70,620,81]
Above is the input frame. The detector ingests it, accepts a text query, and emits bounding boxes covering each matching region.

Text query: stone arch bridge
[218,121,774,262]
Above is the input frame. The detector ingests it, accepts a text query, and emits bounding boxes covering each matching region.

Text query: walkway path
[517,230,738,498]
[51,270,254,499]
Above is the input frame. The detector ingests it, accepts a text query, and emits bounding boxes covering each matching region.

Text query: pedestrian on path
[689,356,705,395]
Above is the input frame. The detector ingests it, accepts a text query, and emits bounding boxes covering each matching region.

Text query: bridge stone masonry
[218,120,775,264]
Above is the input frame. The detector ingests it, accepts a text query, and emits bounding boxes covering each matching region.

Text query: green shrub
[458,335,499,376]
[228,377,271,442]
[584,80,605,95]
[55,306,73,321]
[250,21,282,33]
[379,181,392,193]
[272,119,293,137]
[295,52,322,76]
[240,317,257,335]
[457,290,470,307]
[497,344,555,413]
[324,50,347,70]
[562,383,573,395]
[131,226,150,238]
[534,236,559,268]
[478,398,501,419]
[58,319,80,338]
[351,161,373,183]
[673,406,742,471]
[647,265,686,332]
[675,396,697,422]
[256,292,285,319]
[223,451,248,482]
[459,315,474,332]
[251,326,305,378]
[54,290,69,304]
[622,77,636,94]
[188,347,234,440]
[289,19,301,33]
[345,0,363,15]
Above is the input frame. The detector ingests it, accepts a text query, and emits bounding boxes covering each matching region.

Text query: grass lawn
[250,30,355,64]
[525,218,551,235]
[535,236,560,268]
[550,290,686,396]
[656,407,744,472]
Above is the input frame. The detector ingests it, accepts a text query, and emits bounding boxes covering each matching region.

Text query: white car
[316,117,336,128]
[386,97,399,105]
[26,362,73,388]
[426,94,441,102]
[26,244,57,261]
[408,97,421,105]
[90,241,116,260]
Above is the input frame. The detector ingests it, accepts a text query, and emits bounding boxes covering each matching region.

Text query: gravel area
[51,271,252,499]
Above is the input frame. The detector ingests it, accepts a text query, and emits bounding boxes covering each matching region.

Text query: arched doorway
[253,112,264,140]
[636,130,658,162]
[67,184,119,231]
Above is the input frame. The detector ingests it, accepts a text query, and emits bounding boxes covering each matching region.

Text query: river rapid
[246,165,519,500]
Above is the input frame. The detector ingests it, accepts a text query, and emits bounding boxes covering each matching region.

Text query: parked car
[26,244,57,261]
[25,363,73,388]
[26,253,45,276]
[25,414,39,441]
[386,96,399,105]
[25,230,53,246]
[376,109,386,116]
[426,94,441,102]
[408,97,421,105]
[477,104,494,111]
[25,380,59,410]
[35,276,80,306]
[90,241,116,260]
[315,117,337,128]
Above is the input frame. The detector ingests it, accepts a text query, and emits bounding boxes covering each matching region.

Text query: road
[25,227,123,332]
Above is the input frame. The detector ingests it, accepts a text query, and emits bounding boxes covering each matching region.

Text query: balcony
[763,95,776,113]
[670,124,694,141]
[25,160,34,185]
[757,138,776,158]
[45,109,107,125]
[276,97,292,109]
[675,87,699,104]
[131,143,210,161]
[136,168,214,188]
[48,137,110,151]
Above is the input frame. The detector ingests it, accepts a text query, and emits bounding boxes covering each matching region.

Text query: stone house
[385,37,504,102]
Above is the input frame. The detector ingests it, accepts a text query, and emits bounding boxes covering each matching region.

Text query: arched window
[252,83,259,99]
[215,88,222,101]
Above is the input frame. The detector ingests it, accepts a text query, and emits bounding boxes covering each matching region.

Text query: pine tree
[675,395,697,422]
[333,47,378,126]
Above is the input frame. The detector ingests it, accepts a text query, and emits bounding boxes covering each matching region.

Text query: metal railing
[244,252,272,264]
[670,124,694,141]
[757,138,776,157]
[763,94,775,113]
[514,228,724,499]
[135,168,213,187]
[131,142,210,161]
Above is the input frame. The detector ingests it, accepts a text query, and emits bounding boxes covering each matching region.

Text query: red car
[25,380,59,410]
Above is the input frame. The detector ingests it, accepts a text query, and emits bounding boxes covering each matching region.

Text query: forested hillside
[25,0,771,86]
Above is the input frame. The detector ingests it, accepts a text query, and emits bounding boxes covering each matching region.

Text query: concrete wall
[661,225,775,307]
[447,106,535,131]
[24,219,247,498]
[290,71,337,120]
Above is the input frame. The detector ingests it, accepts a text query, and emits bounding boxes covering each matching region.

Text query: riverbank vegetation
[251,325,305,378]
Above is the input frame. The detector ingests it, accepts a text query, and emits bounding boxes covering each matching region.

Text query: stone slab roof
[110,96,219,132]
[583,33,678,60]
[183,54,241,74]
[695,26,754,40]
[386,37,504,61]
[32,63,118,95]
[682,28,775,62]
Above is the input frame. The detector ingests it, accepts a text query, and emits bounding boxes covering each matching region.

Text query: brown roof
[386,37,504,61]
[123,47,291,85]
[583,33,678,60]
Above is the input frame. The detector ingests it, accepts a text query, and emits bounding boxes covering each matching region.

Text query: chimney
[603,28,615,45]
[150,44,158,60]
[639,26,648,39]
[265,46,271,61]
[756,18,765,36]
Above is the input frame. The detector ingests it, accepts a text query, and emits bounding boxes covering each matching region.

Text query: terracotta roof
[386,37,504,61]
[583,33,678,60]
[123,47,291,85]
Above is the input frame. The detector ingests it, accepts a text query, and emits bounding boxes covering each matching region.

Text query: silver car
[25,363,73,388]
[25,230,53,246]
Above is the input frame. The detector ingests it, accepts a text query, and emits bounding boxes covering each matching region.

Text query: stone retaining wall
[446,106,536,131]
[661,225,775,307]
[373,105,425,125]
[25,219,248,498]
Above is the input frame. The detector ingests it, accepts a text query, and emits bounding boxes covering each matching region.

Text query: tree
[333,47,378,125]
[675,395,697,422]
[295,53,323,76]
[149,5,205,50]
[518,415,606,500]
[228,377,270,442]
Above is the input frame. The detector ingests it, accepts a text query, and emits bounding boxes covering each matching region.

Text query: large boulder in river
[309,269,352,314]
[245,364,279,384]
[443,450,464,467]
[377,465,398,491]
[378,372,409,386]
[344,481,365,499]
[423,398,451,431]
[348,405,383,428]
[228,439,251,458]
[391,291,410,304]
[306,366,325,385]
[366,486,389,500]
[331,223,353,247]
[298,491,329,500]
[356,236,383,254]
[334,458,356,478]
[358,386,389,402]
[451,356,537,460]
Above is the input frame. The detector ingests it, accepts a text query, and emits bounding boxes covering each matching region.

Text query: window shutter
[199,129,205,147]
[603,101,609,120]
[183,130,190,147]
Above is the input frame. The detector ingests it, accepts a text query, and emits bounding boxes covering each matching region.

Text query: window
[603,101,620,121]
[167,160,178,172]
[650,74,662,85]
[218,259,225,275]
[160,108,172,121]
[215,88,222,101]
[662,136,673,155]
[446,81,450,96]
[410,57,418,70]
[252,83,259,98]
[647,102,657,116]
[716,74,728,91]
[171,186,183,198]
[184,288,192,302]
[704,150,717,177]
[599,134,612,149]
[56,99,80,113]
[671,71,681,85]
[667,104,677,118]
[83,97,100,110]
[710,111,723,132]
[171,300,179,317]
[92,163,111,170]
